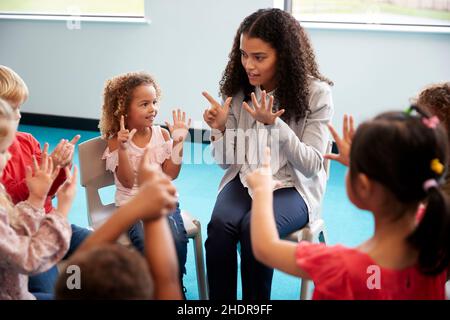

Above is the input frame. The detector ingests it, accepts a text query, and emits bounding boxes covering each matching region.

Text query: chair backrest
[78,136,116,228]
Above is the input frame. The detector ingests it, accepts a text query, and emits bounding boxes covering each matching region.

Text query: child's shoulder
[15,131,38,144]
[160,127,170,141]
[152,126,169,141]
[107,136,119,152]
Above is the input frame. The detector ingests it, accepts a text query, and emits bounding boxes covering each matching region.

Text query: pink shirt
[296,242,447,300]
[102,126,172,206]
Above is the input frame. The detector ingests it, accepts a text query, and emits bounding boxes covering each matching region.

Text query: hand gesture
[55,166,78,217]
[202,91,232,132]
[246,147,280,192]
[165,109,191,143]
[51,134,81,168]
[242,91,285,125]
[135,148,178,220]
[26,143,60,205]
[118,115,137,150]
[324,114,355,167]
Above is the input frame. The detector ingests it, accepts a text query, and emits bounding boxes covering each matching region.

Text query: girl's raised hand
[202,92,232,132]
[26,143,60,207]
[118,115,137,150]
[243,91,285,125]
[324,114,355,167]
[165,109,191,143]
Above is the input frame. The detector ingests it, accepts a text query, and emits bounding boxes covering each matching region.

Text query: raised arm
[247,148,311,279]
[143,217,182,299]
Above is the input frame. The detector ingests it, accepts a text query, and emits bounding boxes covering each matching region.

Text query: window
[289,0,450,28]
[0,0,145,22]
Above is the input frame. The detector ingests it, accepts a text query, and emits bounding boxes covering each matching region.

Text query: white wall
[0,0,272,130]
[308,27,450,130]
[0,0,449,133]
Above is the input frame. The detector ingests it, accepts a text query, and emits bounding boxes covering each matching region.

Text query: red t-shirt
[296,242,447,300]
[1,132,66,213]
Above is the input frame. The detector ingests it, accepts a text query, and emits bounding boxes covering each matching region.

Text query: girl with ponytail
[247,106,449,299]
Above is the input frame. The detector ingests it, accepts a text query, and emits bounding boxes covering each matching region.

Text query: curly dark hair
[55,244,154,299]
[416,82,450,140]
[220,8,333,122]
[99,72,161,139]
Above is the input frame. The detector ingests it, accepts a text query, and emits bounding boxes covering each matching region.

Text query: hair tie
[404,106,413,115]
[431,158,445,175]
[422,116,440,129]
[423,179,438,192]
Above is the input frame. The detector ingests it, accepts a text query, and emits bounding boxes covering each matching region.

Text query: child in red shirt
[0,65,91,299]
[247,107,449,299]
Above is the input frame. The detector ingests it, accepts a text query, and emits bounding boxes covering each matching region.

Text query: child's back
[296,243,447,300]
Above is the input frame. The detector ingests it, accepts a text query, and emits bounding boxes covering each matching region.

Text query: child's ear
[348,172,373,210]
[357,173,372,199]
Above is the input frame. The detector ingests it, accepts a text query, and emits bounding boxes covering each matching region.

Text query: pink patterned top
[0,196,71,300]
[102,126,172,207]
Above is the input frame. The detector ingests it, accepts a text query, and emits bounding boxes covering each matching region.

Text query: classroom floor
[21,124,374,300]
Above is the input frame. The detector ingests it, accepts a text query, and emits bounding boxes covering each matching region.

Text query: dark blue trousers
[205,176,309,300]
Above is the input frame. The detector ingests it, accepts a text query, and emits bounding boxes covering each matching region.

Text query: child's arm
[77,149,177,254]
[247,148,311,279]
[0,204,71,274]
[143,218,182,299]
[107,117,137,188]
[162,109,191,180]
[0,154,73,274]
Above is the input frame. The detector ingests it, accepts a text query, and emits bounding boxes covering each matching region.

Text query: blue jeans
[205,176,309,300]
[29,224,92,299]
[128,203,188,281]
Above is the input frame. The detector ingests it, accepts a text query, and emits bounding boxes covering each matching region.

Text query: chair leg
[193,221,209,300]
[300,278,310,300]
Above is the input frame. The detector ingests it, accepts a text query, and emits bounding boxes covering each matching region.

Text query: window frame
[280,0,450,34]
[0,0,149,24]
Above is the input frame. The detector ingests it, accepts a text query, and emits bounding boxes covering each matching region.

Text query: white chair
[78,136,209,300]
[284,140,333,300]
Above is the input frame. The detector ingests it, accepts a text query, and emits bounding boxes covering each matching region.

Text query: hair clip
[422,116,440,129]
[404,106,414,115]
[423,179,438,192]
[431,158,444,175]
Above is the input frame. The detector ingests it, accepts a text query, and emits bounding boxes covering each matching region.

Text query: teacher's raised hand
[242,90,285,125]
[202,91,232,132]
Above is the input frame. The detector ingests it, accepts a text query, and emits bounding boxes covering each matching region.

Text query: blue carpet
[20,124,373,300]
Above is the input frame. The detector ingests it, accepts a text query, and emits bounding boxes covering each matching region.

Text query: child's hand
[51,135,81,168]
[202,92,232,132]
[55,166,78,217]
[324,114,355,167]
[134,148,177,220]
[242,91,285,125]
[246,147,280,192]
[165,109,191,143]
[118,115,137,150]
[137,147,160,186]
[26,143,60,208]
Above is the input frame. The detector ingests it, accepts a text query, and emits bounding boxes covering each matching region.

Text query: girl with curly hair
[416,82,450,196]
[202,8,334,299]
[99,72,190,297]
